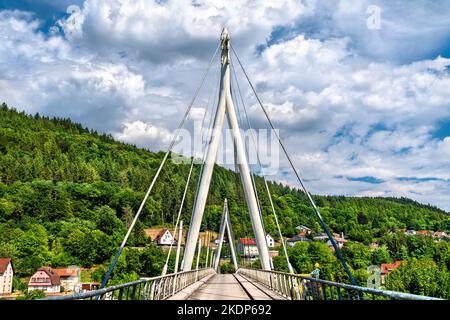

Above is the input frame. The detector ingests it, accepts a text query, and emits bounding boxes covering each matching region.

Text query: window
[31,277,48,283]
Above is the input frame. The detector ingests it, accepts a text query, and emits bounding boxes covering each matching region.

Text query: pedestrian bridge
[43,268,439,301]
[42,29,442,302]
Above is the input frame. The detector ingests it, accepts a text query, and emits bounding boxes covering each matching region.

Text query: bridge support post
[182,27,272,272]
[214,199,228,271]
[195,238,202,281]
[205,231,210,269]
[226,211,239,271]
[209,248,215,268]
[174,220,183,273]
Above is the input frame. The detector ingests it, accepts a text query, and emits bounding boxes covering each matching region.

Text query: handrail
[41,268,215,300]
[237,268,443,301]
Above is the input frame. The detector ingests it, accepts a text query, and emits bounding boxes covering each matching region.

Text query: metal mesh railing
[41,268,215,300]
[237,268,442,300]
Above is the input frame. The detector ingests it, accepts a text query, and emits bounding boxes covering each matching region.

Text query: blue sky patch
[346,176,385,184]
[0,0,82,32]
[396,177,449,184]
[433,119,450,140]
[334,175,385,184]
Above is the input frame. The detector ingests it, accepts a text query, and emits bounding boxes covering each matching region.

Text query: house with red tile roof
[54,266,80,292]
[28,267,61,294]
[417,230,432,236]
[380,261,403,285]
[0,258,13,295]
[238,238,258,258]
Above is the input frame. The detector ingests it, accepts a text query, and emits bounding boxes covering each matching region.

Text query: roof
[381,261,403,274]
[146,228,218,246]
[287,235,311,242]
[155,228,171,241]
[0,258,12,273]
[145,228,173,241]
[239,238,256,245]
[313,233,328,239]
[54,267,79,277]
[327,237,347,243]
[33,267,61,286]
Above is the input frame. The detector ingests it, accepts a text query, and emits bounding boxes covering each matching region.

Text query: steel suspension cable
[231,45,358,285]
[182,68,221,270]
[204,76,220,268]
[100,43,220,289]
[231,71,265,219]
[231,60,294,274]
[230,66,269,268]
[161,76,216,274]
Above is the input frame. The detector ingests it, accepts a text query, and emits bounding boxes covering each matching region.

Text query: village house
[145,228,176,246]
[28,267,61,293]
[287,234,311,247]
[327,233,347,250]
[54,266,80,292]
[417,230,433,236]
[0,258,13,295]
[268,250,279,258]
[369,242,379,250]
[295,225,312,234]
[214,238,226,244]
[380,261,403,285]
[265,234,275,248]
[313,232,328,241]
[432,231,448,240]
[238,238,258,258]
[81,282,100,292]
[404,229,417,236]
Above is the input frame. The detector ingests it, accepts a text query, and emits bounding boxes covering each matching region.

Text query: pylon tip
[221,27,230,38]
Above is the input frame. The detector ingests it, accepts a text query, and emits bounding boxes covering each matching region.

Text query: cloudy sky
[1,0,449,211]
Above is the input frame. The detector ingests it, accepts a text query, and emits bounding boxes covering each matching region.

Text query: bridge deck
[187,274,286,300]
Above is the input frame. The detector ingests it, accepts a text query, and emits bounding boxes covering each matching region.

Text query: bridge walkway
[187,274,286,300]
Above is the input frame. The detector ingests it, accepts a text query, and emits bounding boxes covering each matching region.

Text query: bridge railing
[237,268,442,300]
[41,268,215,300]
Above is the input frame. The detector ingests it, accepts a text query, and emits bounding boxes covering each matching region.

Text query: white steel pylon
[182,28,271,271]
[213,199,238,271]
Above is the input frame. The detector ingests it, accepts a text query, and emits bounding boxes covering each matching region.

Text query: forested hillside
[1,103,449,297]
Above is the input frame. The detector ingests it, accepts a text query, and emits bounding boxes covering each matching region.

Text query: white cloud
[57,0,310,63]
[240,32,450,210]
[1,1,450,211]
[114,120,173,147]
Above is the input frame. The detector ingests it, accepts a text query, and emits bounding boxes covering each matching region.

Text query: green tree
[341,241,372,270]
[140,244,166,277]
[16,290,46,300]
[371,246,392,265]
[385,259,450,299]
